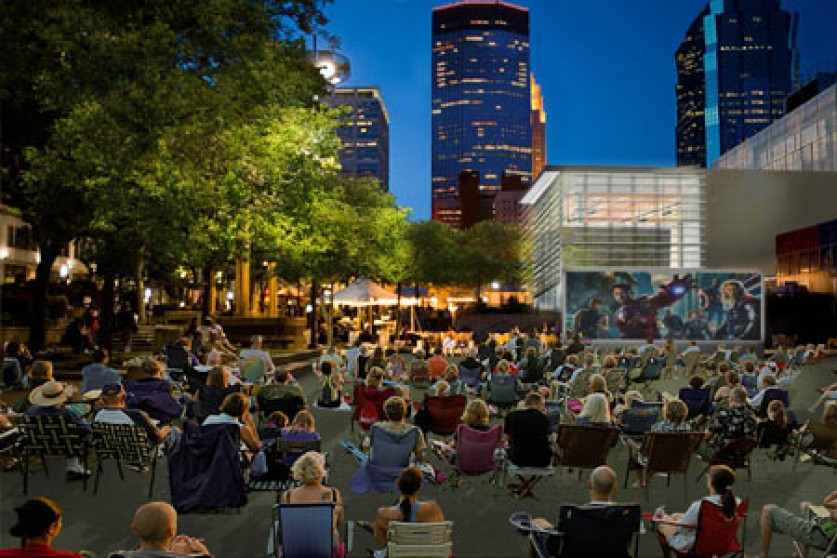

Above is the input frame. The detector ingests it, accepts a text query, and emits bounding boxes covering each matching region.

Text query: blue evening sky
[322,0,837,220]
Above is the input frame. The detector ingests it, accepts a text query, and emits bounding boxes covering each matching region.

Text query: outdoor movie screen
[563,269,764,342]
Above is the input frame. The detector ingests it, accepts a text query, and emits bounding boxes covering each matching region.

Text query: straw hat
[28,380,74,407]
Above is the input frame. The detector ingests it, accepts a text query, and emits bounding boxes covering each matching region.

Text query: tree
[459,221,528,303]
[3,1,334,349]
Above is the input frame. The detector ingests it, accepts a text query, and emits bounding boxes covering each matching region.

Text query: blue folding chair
[486,375,522,413]
[457,363,483,391]
[268,502,339,558]
[620,401,663,438]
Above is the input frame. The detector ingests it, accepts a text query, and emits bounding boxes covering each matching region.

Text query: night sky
[323,0,837,220]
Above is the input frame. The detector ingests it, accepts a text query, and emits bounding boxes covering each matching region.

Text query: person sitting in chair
[528,466,620,536]
[759,490,837,558]
[94,383,172,447]
[238,335,276,380]
[81,348,121,393]
[202,392,260,454]
[699,387,756,459]
[370,396,426,463]
[109,501,211,557]
[280,451,345,558]
[0,497,84,557]
[655,465,739,555]
[364,466,445,558]
[505,392,551,468]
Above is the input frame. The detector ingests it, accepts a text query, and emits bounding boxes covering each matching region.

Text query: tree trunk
[135,256,146,325]
[308,279,318,349]
[325,284,334,348]
[201,267,213,316]
[29,244,59,353]
[395,281,402,339]
[99,270,116,350]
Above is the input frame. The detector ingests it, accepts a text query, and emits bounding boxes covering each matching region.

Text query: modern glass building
[714,83,836,171]
[520,167,706,310]
[323,87,390,191]
[431,1,532,212]
[675,0,798,168]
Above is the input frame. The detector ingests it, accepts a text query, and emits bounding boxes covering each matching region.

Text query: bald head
[588,466,617,500]
[131,502,176,544]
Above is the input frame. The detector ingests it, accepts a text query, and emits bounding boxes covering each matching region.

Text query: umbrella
[332,277,402,306]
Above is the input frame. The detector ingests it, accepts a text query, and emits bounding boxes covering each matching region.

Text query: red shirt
[427,355,449,380]
[0,544,82,557]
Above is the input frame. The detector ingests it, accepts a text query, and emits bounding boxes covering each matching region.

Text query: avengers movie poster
[563,269,763,342]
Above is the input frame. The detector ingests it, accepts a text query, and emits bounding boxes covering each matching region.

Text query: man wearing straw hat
[25,380,92,479]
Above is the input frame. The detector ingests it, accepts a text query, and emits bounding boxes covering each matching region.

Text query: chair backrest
[455,424,503,475]
[352,386,396,424]
[642,431,703,475]
[274,503,335,558]
[92,422,154,465]
[164,345,190,370]
[488,375,520,407]
[678,387,712,419]
[271,438,322,465]
[168,422,246,512]
[240,357,266,384]
[621,402,663,436]
[387,521,453,558]
[457,363,482,389]
[2,358,22,388]
[715,437,758,469]
[757,388,790,418]
[639,357,663,380]
[124,380,183,423]
[545,400,565,433]
[557,504,641,558]
[692,497,750,555]
[617,355,638,371]
[370,424,419,467]
[741,373,758,391]
[521,356,546,383]
[21,415,87,457]
[639,350,658,367]
[424,395,467,436]
[409,362,431,386]
[556,424,619,469]
[258,392,305,423]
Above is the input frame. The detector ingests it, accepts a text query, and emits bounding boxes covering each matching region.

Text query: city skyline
[324,0,837,220]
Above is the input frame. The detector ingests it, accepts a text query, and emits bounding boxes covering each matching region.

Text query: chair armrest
[651,518,697,528]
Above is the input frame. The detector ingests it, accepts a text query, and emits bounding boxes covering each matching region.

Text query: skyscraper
[530,73,547,179]
[323,87,390,191]
[431,1,532,219]
[675,0,798,168]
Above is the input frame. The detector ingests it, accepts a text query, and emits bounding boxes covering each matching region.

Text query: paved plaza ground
[1,356,835,557]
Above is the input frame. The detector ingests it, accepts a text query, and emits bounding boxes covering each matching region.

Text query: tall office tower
[530,74,547,179]
[675,0,798,168]
[431,1,532,221]
[323,87,390,191]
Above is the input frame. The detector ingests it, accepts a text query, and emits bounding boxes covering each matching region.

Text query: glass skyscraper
[675,0,798,168]
[323,87,390,191]
[431,1,532,213]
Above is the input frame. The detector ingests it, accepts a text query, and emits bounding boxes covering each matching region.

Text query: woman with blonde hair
[574,392,612,426]
[281,451,345,558]
[461,399,490,431]
[280,409,321,466]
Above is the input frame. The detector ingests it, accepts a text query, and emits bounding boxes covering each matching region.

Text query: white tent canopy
[332,277,405,306]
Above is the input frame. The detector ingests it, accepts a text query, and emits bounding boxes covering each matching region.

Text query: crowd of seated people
[3,325,837,556]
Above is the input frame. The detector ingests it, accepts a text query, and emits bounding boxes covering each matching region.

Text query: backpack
[318,376,340,407]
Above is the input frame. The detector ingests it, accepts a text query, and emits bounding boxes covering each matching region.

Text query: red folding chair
[424,394,468,437]
[654,497,750,558]
[350,386,396,433]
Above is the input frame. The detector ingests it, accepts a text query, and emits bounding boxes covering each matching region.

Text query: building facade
[714,83,836,171]
[432,1,532,217]
[323,87,390,191]
[775,219,837,295]
[675,0,798,168]
[521,167,706,309]
[530,73,547,180]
